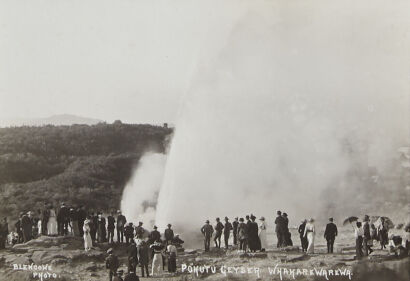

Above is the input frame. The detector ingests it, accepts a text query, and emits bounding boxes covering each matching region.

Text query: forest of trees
[0,123,173,223]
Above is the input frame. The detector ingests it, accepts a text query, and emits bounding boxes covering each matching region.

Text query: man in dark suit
[223,217,233,249]
[164,224,174,245]
[275,211,285,248]
[116,210,126,243]
[214,218,224,248]
[324,218,338,253]
[232,218,239,246]
[362,215,373,255]
[201,220,214,252]
[298,220,308,252]
[41,203,50,235]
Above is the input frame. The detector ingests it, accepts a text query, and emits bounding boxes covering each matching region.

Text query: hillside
[0,123,172,222]
[0,114,104,127]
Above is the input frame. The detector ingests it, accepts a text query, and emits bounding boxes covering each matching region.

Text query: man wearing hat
[15,213,24,243]
[126,240,138,273]
[214,218,224,248]
[201,220,214,251]
[237,218,248,252]
[124,223,134,244]
[324,218,338,253]
[135,222,144,239]
[164,224,174,245]
[149,226,161,244]
[116,210,127,243]
[106,248,119,281]
[232,217,239,246]
[362,215,372,256]
[223,217,233,249]
[107,211,116,244]
[57,203,69,236]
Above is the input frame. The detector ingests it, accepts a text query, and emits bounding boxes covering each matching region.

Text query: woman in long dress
[83,219,92,251]
[47,206,58,236]
[151,242,164,276]
[303,218,315,254]
[259,217,267,252]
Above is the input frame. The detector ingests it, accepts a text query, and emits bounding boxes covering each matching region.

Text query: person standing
[107,212,116,244]
[77,206,87,236]
[137,240,150,278]
[354,222,364,259]
[214,218,224,248]
[0,217,9,250]
[135,222,145,239]
[362,215,373,255]
[298,220,308,252]
[47,205,58,236]
[324,218,338,254]
[223,217,233,249]
[57,203,69,236]
[166,241,178,273]
[41,203,50,235]
[15,213,23,243]
[97,213,107,243]
[259,217,267,252]
[127,240,138,273]
[248,215,260,252]
[105,248,119,281]
[83,219,92,251]
[232,218,239,246]
[164,224,174,245]
[69,208,80,236]
[201,220,214,252]
[237,218,248,252]
[378,217,389,250]
[150,242,164,276]
[89,213,97,244]
[21,212,33,243]
[149,226,161,244]
[124,223,134,244]
[116,211,127,243]
[303,218,315,254]
[275,211,285,248]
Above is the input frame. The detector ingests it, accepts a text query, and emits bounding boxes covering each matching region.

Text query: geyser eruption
[121,153,167,226]
[154,1,409,242]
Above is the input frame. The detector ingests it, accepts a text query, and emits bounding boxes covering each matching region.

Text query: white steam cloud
[154,0,410,240]
[121,153,167,226]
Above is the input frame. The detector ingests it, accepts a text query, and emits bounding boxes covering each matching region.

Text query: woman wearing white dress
[150,242,164,276]
[303,218,315,254]
[83,219,92,251]
[47,206,58,236]
[259,217,267,251]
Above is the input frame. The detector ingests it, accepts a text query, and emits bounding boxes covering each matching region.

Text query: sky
[1,0,409,125]
[0,0,248,123]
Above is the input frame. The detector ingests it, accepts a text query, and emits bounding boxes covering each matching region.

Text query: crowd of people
[2,205,410,280]
[200,211,410,260]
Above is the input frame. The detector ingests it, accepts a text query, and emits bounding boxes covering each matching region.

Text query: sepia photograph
[0,0,409,280]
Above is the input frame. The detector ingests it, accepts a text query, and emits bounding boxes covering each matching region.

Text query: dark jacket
[125,225,134,237]
[215,222,224,233]
[201,224,214,237]
[275,216,285,233]
[105,254,119,271]
[117,215,127,229]
[232,221,239,232]
[149,230,161,243]
[324,223,338,240]
[298,222,306,238]
[237,222,248,240]
[363,222,371,240]
[224,222,233,234]
[137,243,149,264]
[107,216,116,230]
[164,229,174,241]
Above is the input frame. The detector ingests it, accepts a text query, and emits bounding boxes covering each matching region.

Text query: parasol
[372,216,394,229]
[343,216,359,226]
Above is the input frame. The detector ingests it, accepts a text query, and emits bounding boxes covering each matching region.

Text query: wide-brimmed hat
[84,219,90,225]
[260,217,265,221]
[250,215,256,220]
[107,248,113,254]
[153,225,158,229]
[308,218,314,223]
[138,221,143,225]
[117,210,121,213]
[239,218,244,222]
[283,213,288,217]
[117,269,123,275]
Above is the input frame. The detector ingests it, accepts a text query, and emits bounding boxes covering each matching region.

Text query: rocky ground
[0,235,408,281]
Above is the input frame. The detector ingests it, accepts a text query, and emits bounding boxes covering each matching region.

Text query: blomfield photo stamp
[0,0,409,280]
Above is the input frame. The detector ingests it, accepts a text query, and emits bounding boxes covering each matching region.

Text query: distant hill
[0,114,104,127]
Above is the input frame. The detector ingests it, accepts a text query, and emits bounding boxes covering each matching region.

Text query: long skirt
[168,253,177,272]
[306,232,315,254]
[84,233,92,251]
[152,253,163,276]
[72,221,80,236]
[259,229,267,250]
[47,217,58,236]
